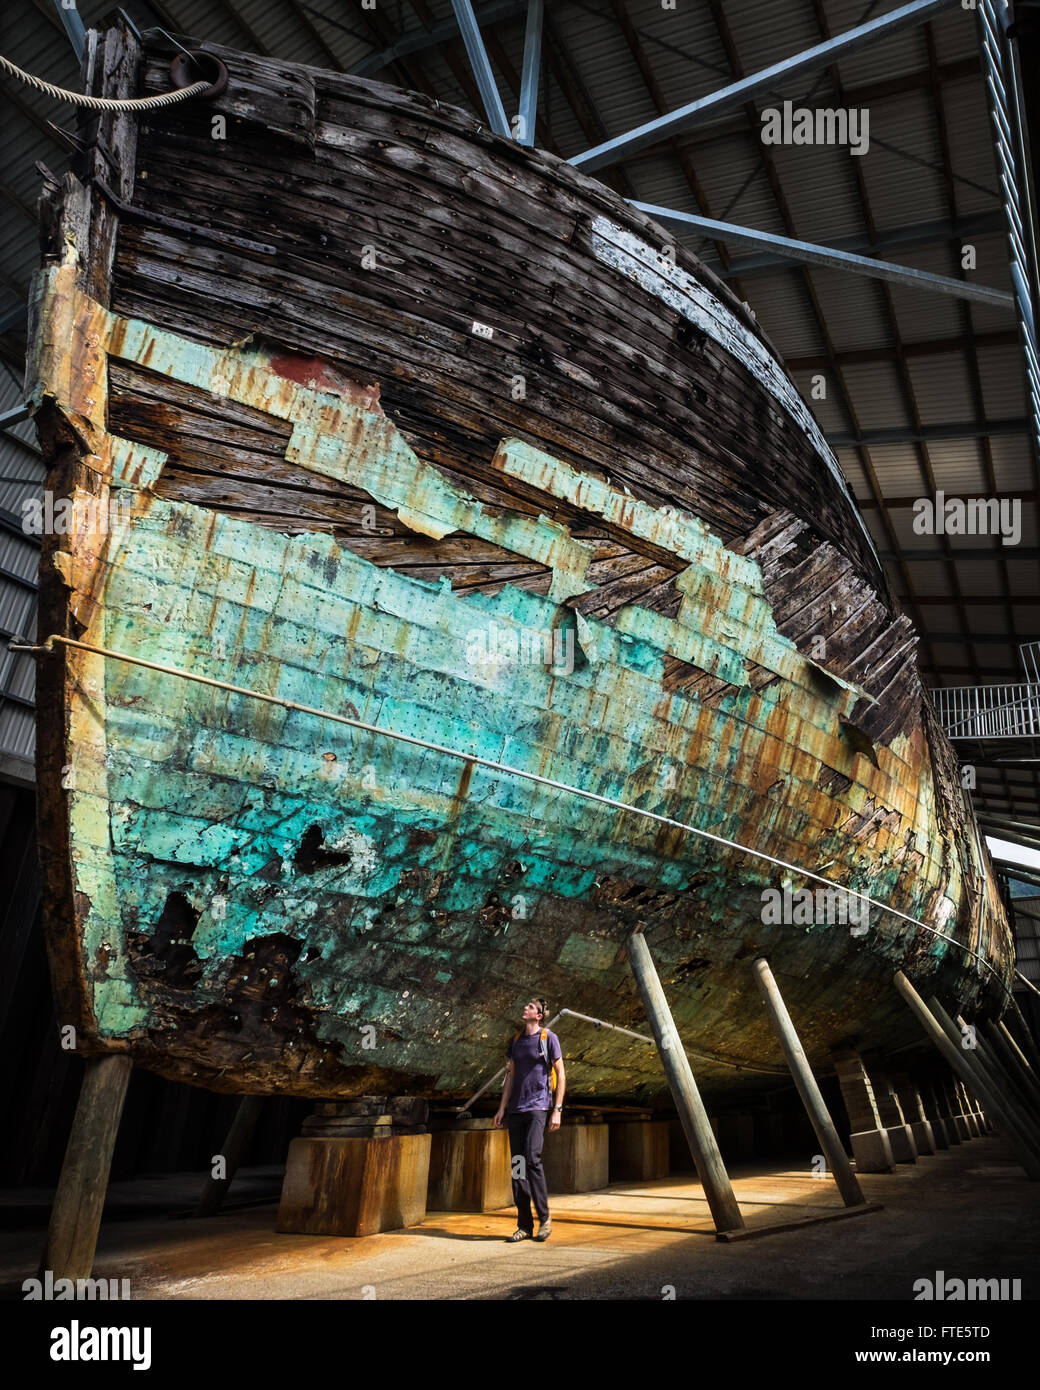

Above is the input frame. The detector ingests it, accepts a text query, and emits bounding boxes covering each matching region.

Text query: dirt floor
[2,1135,1038,1300]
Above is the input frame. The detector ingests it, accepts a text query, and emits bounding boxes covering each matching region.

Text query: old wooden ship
[25,24,1015,1108]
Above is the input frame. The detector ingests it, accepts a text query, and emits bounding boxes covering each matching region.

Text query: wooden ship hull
[27,26,1014,1107]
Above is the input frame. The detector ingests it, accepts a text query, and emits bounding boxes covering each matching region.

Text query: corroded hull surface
[30,26,1013,1104]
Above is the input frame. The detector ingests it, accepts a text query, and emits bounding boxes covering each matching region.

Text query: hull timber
[28,25,1014,1105]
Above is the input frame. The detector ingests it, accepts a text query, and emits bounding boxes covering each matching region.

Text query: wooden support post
[985,1023,1040,1112]
[956,1011,1040,1150]
[998,1020,1040,1101]
[752,958,866,1207]
[41,1054,132,1281]
[959,1018,1040,1146]
[893,972,1040,1180]
[1008,998,1040,1077]
[194,1095,265,1217]
[626,931,743,1233]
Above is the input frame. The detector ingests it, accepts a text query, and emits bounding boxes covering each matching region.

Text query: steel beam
[717,210,1006,280]
[570,0,961,173]
[517,0,542,147]
[449,0,512,138]
[352,0,525,76]
[829,418,1028,446]
[52,0,87,59]
[630,203,1014,309]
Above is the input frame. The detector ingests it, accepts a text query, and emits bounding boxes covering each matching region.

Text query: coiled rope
[0,52,210,111]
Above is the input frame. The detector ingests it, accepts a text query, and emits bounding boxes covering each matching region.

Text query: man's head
[521,998,548,1024]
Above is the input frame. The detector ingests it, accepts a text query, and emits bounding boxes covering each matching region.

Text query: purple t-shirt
[506,1029,562,1113]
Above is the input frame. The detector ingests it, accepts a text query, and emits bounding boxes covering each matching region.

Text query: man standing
[494,997,565,1243]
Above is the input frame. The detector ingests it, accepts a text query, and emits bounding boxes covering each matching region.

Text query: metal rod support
[629,202,1014,308]
[627,931,744,1233]
[570,0,960,172]
[449,0,512,139]
[752,958,866,1207]
[517,0,542,147]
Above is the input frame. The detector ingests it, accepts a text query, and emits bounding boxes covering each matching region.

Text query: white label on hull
[587,216,879,566]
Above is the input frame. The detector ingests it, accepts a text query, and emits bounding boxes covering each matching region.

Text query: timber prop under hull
[27,25,1013,1105]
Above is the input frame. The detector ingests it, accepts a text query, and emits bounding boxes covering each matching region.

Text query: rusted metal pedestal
[277,1099,432,1235]
[427,1118,511,1212]
[541,1114,610,1194]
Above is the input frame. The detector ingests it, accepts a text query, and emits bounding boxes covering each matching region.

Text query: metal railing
[931,680,1040,739]
[931,642,1040,739]
[979,0,1040,453]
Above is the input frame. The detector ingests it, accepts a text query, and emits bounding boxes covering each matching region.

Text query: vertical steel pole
[752,959,866,1205]
[626,932,743,1232]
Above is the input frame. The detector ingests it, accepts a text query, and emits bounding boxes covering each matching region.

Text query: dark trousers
[507,1108,551,1231]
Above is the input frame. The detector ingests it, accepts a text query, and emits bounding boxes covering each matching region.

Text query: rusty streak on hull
[26,23,1014,1106]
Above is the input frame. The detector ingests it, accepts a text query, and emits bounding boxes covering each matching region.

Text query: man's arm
[553,1059,566,1110]
[549,1045,565,1130]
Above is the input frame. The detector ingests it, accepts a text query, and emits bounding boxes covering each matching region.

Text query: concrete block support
[427,1119,512,1212]
[890,1071,936,1155]
[831,1045,895,1173]
[915,1079,950,1149]
[277,1133,431,1236]
[864,1055,918,1163]
[541,1120,609,1194]
[609,1120,670,1182]
[942,1076,973,1141]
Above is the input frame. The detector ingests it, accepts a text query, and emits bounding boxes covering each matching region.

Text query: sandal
[507,1228,533,1242]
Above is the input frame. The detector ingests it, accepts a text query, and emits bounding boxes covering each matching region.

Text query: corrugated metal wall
[0,782,309,1190]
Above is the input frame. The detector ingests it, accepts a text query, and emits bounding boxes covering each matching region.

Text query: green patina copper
[33,266,1003,1097]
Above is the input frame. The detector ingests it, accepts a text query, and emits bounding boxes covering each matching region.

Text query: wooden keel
[40,1055,132,1281]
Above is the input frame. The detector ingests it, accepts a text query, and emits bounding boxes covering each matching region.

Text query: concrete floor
[2,1137,1037,1299]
